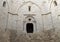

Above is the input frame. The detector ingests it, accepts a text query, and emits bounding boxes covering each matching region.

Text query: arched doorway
[23,16,37,33]
[26,23,33,33]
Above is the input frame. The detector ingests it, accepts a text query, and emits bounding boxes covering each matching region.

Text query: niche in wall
[3,1,6,7]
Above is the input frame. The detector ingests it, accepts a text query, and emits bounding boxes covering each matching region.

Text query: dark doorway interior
[26,23,33,33]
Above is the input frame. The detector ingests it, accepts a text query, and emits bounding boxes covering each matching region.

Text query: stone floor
[0,28,60,42]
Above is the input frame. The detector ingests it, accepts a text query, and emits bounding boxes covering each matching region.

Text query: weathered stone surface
[0,0,60,42]
[0,29,60,42]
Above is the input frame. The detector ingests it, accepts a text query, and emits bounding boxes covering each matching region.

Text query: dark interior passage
[26,23,33,33]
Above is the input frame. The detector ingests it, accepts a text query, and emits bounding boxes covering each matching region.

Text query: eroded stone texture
[9,29,17,42]
[0,28,60,42]
[0,29,60,42]
[0,0,60,42]
[0,28,10,42]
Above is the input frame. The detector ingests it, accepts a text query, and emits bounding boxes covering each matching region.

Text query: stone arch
[0,0,10,31]
[23,16,37,33]
[17,1,42,14]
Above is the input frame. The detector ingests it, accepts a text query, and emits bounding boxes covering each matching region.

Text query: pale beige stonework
[0,28,60,42]
[0,0,60,42]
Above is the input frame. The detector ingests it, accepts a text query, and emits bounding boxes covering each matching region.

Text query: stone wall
[0,28,60,42]
[0,0,60,32]
[0,0,60,42]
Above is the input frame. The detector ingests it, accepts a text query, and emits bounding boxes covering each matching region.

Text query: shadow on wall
[0,28,60,42]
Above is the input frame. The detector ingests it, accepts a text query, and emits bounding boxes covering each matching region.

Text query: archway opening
[26,23,33,33]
